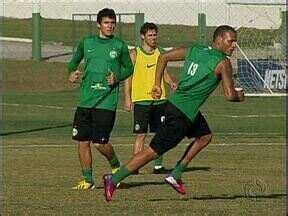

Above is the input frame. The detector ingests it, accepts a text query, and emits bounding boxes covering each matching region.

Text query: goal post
[226,1,287,96]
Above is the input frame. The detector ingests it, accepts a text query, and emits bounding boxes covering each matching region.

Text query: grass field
[2,59,286,215]
[3,17,281,47]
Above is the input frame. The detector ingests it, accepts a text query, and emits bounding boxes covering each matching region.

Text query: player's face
[97,17,116,37]
[143,29,158,48]
[220,31,237,56]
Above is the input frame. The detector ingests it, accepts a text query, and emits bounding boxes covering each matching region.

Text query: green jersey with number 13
[169,43,227,122]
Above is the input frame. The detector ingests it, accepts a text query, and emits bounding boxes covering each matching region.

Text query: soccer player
[124,22,177,174]
[68,8,133,190]
[103,25,245,201]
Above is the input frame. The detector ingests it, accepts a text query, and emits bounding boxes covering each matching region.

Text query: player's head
[213,25,237,56]
[140,22,158,48]
[97,8,116,37]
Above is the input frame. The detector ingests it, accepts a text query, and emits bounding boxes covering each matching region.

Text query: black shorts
[133,103,167,134]
[150,102,211,155]
[72,107,116,144]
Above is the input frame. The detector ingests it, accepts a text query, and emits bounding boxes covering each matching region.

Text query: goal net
[227,1,287,96]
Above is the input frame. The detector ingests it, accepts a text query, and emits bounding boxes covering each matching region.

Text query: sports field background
[3,17,283,48]
[1,57,286,215]
[1,2,286,214]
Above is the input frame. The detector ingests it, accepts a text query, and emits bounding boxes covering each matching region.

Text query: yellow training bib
[131,47,166,102]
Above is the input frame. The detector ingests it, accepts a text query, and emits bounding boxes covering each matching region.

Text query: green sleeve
[67,38,84,73]
[158,47,167,54]
[116,43,134,81]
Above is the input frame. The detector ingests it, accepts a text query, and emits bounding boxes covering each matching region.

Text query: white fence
[2,1,286,29]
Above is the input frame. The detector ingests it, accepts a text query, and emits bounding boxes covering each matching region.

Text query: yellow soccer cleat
[112,167,121,188]
[111,167,120,174]
[72,180,95,190]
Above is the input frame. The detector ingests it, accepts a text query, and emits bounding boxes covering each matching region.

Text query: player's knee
[78,141,91,150]
[147,147,159,160]
[136,133,146,141]
[199,133,213,147]
[94,141,109,148]
[79,141,90,145]
[94,143,101,148]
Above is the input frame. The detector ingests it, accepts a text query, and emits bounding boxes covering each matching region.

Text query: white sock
[154,165,162,170]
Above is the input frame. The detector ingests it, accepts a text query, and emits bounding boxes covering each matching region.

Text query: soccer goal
[226,1,287,96]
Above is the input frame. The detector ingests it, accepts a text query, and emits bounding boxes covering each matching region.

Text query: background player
[124,22,177,174]
[68,8,133,190]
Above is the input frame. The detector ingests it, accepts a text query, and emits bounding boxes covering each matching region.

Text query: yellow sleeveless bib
[131,47,166,102]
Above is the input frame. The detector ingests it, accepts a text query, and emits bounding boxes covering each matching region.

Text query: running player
[103,25,244,201]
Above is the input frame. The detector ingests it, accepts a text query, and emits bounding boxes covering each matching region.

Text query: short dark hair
[140,22,158,35]
[213,25,236,42]
[97,8,116,24]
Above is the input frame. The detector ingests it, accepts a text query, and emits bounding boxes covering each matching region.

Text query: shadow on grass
[42,52,73,60]
[96,181,166,190]
[0,124,71,136]
[148,193,287,201]
[95,167,211,190]
[184,166,211,172]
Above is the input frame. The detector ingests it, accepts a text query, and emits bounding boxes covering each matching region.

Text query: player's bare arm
[68,70,82,83]
[123,74,132,112]
[215,59,245,102]
[153,47,187,99]
[123,76,133,111]
[163,69,178,91]
[123,48,136,111]
[155,47,188,86]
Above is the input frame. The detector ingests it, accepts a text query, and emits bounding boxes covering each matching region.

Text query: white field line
[246,93,287,97]
[1,102,74,110]
[0,37,172,51]
[0,37,32,43]
[3,143,285,149]
[216,132,283,135]
[217,114,285,118]
[2,103,285,118]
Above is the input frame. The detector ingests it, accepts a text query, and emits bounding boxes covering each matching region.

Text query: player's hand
[169,81,178,91]
[152,85,162,99]
[107,72,117,86]
[124,97,133,112]
[68,70,82,83]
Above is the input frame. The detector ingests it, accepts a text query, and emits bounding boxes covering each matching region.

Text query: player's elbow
[158,54,168,65]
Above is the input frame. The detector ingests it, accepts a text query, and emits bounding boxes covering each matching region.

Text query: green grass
[3,144,285,215]
[2,59,286,215]
[2,17,282,47]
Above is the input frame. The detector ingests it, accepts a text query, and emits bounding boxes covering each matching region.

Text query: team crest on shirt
[109,49,118,59]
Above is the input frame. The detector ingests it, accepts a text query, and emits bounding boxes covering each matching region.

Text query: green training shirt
[169,43,227,122]
[68,35,133,111]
